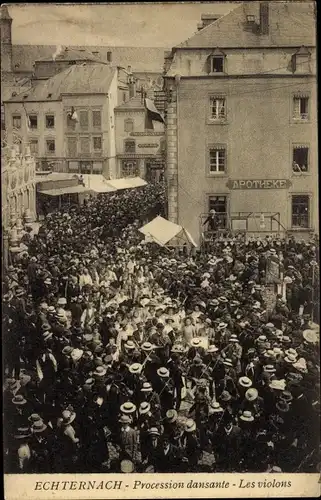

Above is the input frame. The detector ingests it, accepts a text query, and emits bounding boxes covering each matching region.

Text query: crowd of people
[3,182,320,474]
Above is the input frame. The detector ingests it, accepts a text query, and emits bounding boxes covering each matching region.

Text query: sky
[8,2,239,47]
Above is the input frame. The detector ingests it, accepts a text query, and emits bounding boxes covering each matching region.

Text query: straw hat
[31,420,48,433]
[71,348,83,362]
[120,402,137,414]
[303,329,318,344]
[166,409,178,423]
[62,346,74,356]
[61,410,76,425]
[264,364,276,373]
[245,388,258,401]
[12,395,27,405]
[293,357,308,373]
[171,344,186,353]
[220,391,232,402]
[14,426,32,439]
[93,366,107,377]
[129,363,143,374]
[210,402,224,413]
[157,367,169,378]
[285,348,298,358]
[229,334,239,343]
[120,460,134,473]
[148,427,160,436]
[207,344,219,353]
[280,390,293,402]
[223,358,233,367]
[240,410,254,422]
[184,419,196,433]
[190,338,202,347]
[141,382,153,392]
[284,354,297,364]
[141,342,154,351]
[124,340,136,350]
[139,402,151,415]
[239,376,252,388]
[43,331,53,341]
[269,379,286,391]
[218,297,228,304]
[217,322,228,330]
[119,414,132,424]
[57,297,67,306]
[258,335,267,342]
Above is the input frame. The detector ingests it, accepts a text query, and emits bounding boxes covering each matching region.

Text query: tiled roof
[36,47,103,63]
[175,1,316,49]
[5,63,116,102]
[12,45,168,73]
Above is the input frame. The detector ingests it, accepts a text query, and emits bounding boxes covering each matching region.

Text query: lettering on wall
[226,179,292,190]
[138,143,159,148]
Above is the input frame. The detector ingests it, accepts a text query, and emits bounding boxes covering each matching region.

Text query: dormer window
[291,46,311,74]
[207,49,226,74]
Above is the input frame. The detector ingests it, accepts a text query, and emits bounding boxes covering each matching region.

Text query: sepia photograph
[1,0,320,497]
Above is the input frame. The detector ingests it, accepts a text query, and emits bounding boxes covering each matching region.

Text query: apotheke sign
[227,179,292,190]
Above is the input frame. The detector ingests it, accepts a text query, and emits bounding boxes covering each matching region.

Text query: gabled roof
[5,63,116,102]
[36,47,103,64]
[175,1,316,49]
[114,90,155,111]
[12,45,167,73]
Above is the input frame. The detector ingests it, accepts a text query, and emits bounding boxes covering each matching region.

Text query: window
[121,160,139,177]
[79,110,89,129]
[124,140,135,153]
[210,96,226,120]
[292,195,309,228]
[107,51,112,62]
[46,139,55,154]
[293,146,309,173]
[12,114,21,128]
[67,114,76,130]
[28,115,38,129]
[45,114,55,128]
[123,92,127,103]
[208,195,227,228]
[67,137,77,157]
[92,110,102,128]
[292,47,311,74]
[68,161,79,173]
[80,136,90,154]
[293,96,309,120]
[79,161,92,174]
[93,136,102,151]
[211,56,224,73]
[29,139,38,155]
[93,162,103,174]
[209,147,226,173]
[124,119,134,133]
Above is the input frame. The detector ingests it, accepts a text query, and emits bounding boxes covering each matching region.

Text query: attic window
[291,46,311,74]
[211,56,224,73]
[47,93,52,99]
[23,95,28,99]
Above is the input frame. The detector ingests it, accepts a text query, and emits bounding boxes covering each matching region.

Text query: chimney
[260,2,269,35]
[197,22,204,31]
[200,14,221,28]
[107,51,112,62]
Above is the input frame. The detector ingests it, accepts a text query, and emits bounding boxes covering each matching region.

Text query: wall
[106,69,119,178]
[175,74,317,243]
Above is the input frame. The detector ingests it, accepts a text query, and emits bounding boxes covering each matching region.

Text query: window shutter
[79,111,89,129]
[80,137,90,154]
[205,56,212,74]
[93,111,101,128]
[293,98,300,116]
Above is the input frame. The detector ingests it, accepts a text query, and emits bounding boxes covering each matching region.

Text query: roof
[12,45,167,73]
[107,177,147,190]
[139,216,197,247]
[36,47,103,64]
[5,63,116,102]
[115,94,145,111]
[175,1,316,49]
[38,185,90,196]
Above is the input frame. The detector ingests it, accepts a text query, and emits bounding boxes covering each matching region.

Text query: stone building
[164,1,317,245]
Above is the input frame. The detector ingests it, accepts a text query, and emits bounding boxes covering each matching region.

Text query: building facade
[115,93,165,181]
[4,63,120,179]
[164,1,317,244]
[1,142,36,231]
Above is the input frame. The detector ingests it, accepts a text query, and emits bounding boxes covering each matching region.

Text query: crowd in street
[3,182,320,474]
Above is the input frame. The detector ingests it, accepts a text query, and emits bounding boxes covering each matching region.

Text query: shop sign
[226,179,292,190]
[138,143,158,148]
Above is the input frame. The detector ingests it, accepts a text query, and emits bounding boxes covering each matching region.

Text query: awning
[139,216,197,248]
[82,175,116,193]
[38,185,89,196]
[107,177,147,190]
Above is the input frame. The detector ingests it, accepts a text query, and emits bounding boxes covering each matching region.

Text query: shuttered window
[79,110,89,129]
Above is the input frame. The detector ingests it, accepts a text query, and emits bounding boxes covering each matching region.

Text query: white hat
[223,358,233,367]
[141,342,154,351]
[210,402,224,413]
[269,379,286,391]
[238,376,252,388]
[292,357,308,373]
[229,334,239,343]
[71,348,83,362]
[207,344,219,353]
[284,354,297,364]
[157,367,169,378]
[303,329,319,344]
[141,382,153,392]
[184,419,196,433]
[139,402,151,415]
[57,297,67,306]
[245,388,258,401]
[129,363,143,374]
[240,410,254,422]
[120,402,137,414]
[93,366,107,377]
[124,340,136,350]
[217,322,228,330]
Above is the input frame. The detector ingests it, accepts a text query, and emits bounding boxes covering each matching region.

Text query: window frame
[28,114,38,130]
[79,135,91,155]
[12,114,22,129]
[92,109,102,129]
[45,138,56,155]
[45,114,55,129]
[207,194,229,229]
[208,95,227,123]
[67,136,78,157]
[92,135,102,152]
[124,118,134,133]
[291,194,310,229]
[292,93,310,122]
[292,143,310,174]
[29,138,39,155]
[207,144,227,175]
[124,139,136,154]
[79,109,89,130]
[121,159,139,177]
[210,55,225,74]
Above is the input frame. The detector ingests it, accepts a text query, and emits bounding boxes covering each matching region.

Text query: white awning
[139,216,197,247]
[107,177,147,190]
[38,185,89,196]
